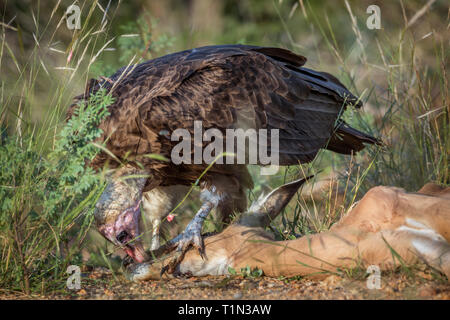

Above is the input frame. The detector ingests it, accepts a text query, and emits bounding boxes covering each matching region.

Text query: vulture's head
[94,166,149,263]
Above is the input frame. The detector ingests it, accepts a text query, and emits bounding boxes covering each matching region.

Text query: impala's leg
[394,223,450,278]
[410,231,450,278]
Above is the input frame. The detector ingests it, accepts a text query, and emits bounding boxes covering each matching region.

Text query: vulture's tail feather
[326,121,382,155]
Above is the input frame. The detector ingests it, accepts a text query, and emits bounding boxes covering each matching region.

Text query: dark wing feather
[69,45,378,186]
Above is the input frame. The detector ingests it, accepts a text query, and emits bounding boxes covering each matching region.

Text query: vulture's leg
[157,173,249,274]
[141,186,189,251]
[141,191,163,251]
[160,188,222,273]
[149,218,161,250]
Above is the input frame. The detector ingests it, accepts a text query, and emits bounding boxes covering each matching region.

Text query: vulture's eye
[116,230,128,243]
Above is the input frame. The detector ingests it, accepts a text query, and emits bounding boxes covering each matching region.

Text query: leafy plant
[0,89,114,294]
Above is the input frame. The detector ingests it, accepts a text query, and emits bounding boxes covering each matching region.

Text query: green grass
[0,0,448,294]
[228,266,264,278]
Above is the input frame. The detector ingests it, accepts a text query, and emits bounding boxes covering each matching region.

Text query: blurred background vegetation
[0,0,448,294]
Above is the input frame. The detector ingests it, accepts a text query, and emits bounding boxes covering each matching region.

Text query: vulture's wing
[71,45,375,173]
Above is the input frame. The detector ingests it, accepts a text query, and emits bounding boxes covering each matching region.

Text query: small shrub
[0,89,114,294]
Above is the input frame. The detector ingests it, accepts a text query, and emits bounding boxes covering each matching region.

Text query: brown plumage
[69,45,380,264]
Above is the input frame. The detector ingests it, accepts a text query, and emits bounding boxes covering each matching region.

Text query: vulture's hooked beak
[99,199,149,263]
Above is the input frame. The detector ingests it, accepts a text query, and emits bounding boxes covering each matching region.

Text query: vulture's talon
[166,250,187,274]
[160,264,169,277]
[163,224,206,273]
[122,255,134,268]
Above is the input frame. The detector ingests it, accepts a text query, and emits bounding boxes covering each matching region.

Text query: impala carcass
[126,179,450,281]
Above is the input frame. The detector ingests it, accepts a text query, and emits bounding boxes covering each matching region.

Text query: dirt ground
[1,267,449,300]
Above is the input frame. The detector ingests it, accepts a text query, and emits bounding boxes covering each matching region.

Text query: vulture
[68,45,380,266]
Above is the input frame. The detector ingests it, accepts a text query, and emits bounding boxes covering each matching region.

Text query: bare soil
[1,267,449,300]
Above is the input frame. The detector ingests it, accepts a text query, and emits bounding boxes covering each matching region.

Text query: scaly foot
[162,218,207,274]
[160,199,218,274]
